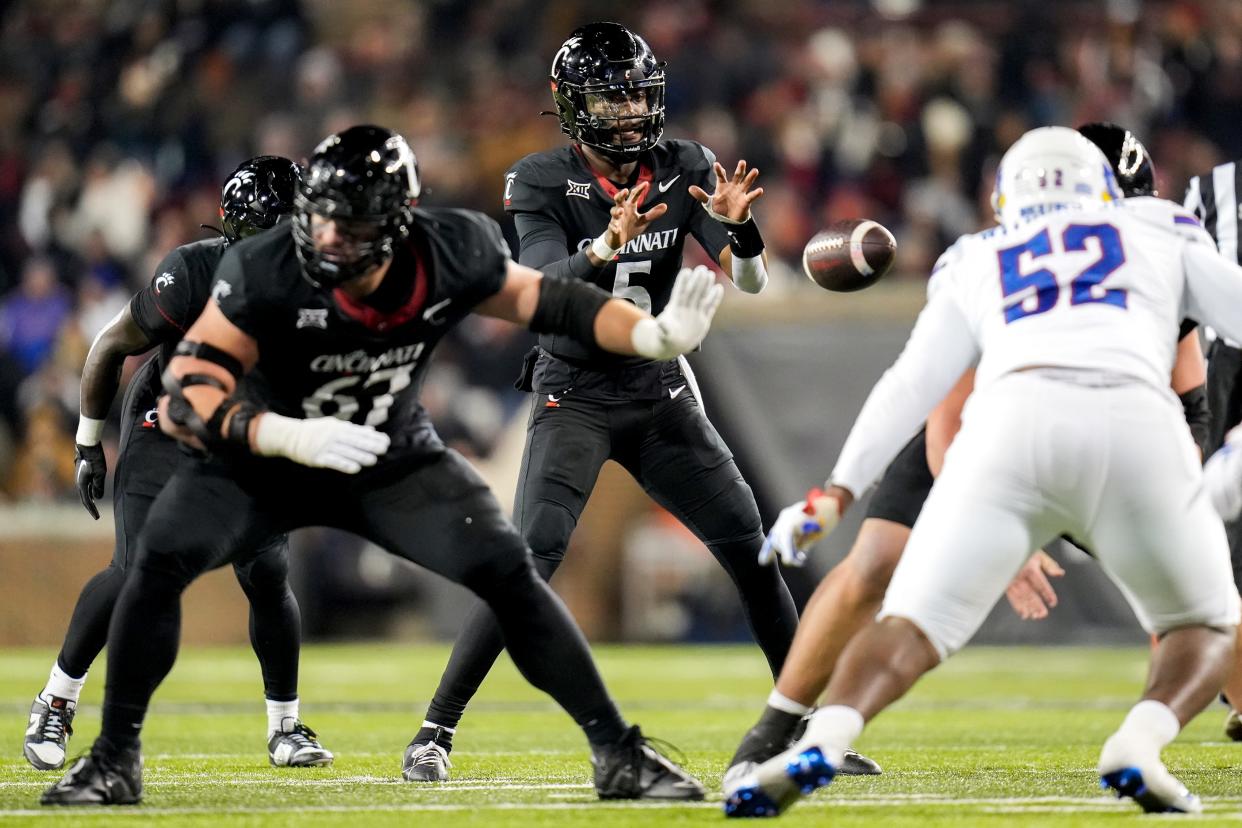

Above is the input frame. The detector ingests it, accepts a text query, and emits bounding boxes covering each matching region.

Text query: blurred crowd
[2,0,1242,502]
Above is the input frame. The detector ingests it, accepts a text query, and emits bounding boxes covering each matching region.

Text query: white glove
[758,488,843,567]
[254,413,391,474]
[630,265,724,360]
[1205,426,1242,520]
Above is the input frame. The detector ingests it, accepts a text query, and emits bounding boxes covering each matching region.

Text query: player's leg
[353,449,703,799]
[26,411,176,770]
[1085,388,1239,813]
[1204,345,1242,735]
[41,459,295,806]
[627,390,798,677]
[231,538,332,767]
[726,431,929,781]
[726,382,1055,817]
[411,399,609,778]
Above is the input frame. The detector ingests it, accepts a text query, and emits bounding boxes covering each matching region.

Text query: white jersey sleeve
[828,264,981,496]
[1183,240,1242,345]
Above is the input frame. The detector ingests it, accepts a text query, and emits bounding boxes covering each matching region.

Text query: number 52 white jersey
[829,196,1242,496]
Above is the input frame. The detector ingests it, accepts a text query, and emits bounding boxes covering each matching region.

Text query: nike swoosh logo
[548,394,562,403]
[423,298,452,324]
[669,385,687,399]
[657,175,681,193]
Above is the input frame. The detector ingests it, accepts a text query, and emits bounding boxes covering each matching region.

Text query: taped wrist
[530,275,611,346]
[724,218,765,259]
[1179,384,1210,459]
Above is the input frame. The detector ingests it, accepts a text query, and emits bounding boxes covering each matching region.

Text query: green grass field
[1,644,1240,825]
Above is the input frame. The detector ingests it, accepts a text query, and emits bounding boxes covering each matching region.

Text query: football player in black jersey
[402,20,884,784]
[25,156,334,773]
[40,125,719,806]
[720,123,1214,799]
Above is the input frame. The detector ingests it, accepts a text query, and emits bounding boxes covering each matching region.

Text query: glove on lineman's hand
[630,266,724,360]
[254,413,391,474]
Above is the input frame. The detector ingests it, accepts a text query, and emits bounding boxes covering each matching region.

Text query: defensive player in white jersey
[725,127,1242,818]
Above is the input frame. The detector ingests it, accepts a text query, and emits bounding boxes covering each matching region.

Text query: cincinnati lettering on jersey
[619,228,679,256]
[310,343,426,374]
[576,228,682,257]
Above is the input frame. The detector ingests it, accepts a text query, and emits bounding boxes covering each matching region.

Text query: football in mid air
[801,219,897,292]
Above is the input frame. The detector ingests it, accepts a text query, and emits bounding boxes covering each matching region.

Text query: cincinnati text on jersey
[309,343,427,374]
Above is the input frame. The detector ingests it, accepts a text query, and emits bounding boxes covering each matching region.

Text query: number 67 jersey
[831,196,1242,496]
[211,209,511,462]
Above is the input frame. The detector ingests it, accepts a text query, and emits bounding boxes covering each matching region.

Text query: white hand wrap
[590,233,620,263]
[254,413,391,474]
[76,415,105,447]
[730,253,768,294]
[630,265,724,360]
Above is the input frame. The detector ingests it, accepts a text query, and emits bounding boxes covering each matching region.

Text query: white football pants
[880,371,1241,659]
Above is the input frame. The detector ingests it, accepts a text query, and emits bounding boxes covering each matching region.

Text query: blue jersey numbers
[998,223,1127,324]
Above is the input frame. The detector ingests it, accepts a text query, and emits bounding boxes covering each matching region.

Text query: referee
[1185,159,1242,739]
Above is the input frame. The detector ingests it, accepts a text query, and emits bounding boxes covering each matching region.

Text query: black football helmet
[549,22,666,164]
[291,125,421,289]
[219,155,301,243]
[1077,122,1157,198]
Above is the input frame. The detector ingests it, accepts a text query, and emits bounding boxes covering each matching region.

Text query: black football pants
[424,388,798,732]
[98,449,627,750]
[56,363,299,701]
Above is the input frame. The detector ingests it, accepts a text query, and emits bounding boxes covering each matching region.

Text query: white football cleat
[1098,731,1201,814]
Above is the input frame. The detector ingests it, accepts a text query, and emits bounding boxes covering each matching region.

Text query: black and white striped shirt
[1184,161,1242,266]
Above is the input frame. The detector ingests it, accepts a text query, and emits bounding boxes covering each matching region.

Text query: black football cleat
[24,695,75,771]
[402,739,451,782]
[268,717,334,767]
[40,741,142,806]
[591,725,705,800]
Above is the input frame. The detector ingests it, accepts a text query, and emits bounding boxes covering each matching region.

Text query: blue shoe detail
[1101,766,1146,800]
[723,785,780,818]
[786,747,837,795]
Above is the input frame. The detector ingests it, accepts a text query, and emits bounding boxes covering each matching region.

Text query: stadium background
[0,0,1239,648]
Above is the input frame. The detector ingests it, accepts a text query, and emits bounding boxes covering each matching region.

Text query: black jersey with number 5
[504,139,731,396]
[212,208,510,460]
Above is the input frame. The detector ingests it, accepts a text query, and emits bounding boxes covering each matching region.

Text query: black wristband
[1179,384,1210,460]
[724,217,765,259]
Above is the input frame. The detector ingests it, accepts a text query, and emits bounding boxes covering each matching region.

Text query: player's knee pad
[232,545,291,597]
[519,501,576,563]
[684,478,763,546]
[133,524,221,588]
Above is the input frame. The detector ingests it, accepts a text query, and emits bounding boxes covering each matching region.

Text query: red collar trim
[573,145,653,207]
[332,240,430,331]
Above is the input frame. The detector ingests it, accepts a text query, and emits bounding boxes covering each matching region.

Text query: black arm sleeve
[529,276,612,346]
[1180,384,1211,459]
[512,210,603,280]
[130,249,194,341]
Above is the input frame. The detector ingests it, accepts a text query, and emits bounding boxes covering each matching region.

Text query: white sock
[267,698,299,736]
[767,689,812,717]
[42,663,86,705]
[801,705,865,765]
[422,720,456,734]
[1117,699,1180,750]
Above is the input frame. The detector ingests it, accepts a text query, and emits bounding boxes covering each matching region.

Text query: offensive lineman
[722,123,1213,788]
[26,157,333,772]
[727,127,1242,817]
[41,125,714,806]
[405,20,877,782]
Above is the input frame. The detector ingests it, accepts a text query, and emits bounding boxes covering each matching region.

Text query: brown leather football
[801,219,897,292]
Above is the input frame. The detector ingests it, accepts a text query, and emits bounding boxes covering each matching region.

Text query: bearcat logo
[310,343,425,373]
[154,272,175,294]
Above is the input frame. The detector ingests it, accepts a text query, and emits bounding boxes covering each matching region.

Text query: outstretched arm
[73,306,155,518]
[474,259,723,360]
